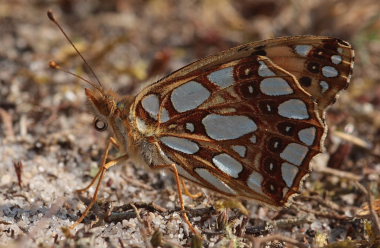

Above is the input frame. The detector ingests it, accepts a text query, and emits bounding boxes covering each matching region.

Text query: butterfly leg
[76,137,119,193]
[180,178,203,199]
[152,164,201,236]
[70,137,129,230]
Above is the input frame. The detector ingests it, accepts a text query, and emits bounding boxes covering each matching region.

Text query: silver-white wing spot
[160,136,199,154]
[331,55,342,64]
[159,107,170,123]
[247,171,264,194]
[272,140,281,149]
[319,81,329,93]
[207,67,235,88]
[212,153,243,178]
[281,162,299,188]
[171,81,210,112]
[267,161,275,170]
[322,66,338,78]
[231,145,247,157]
[248,85,254,94]
[278,99,309,120]
[142,94,160,120]
[258,61,276,77]
[202,114,257,140]
[176,165,201,184]
[185,122,195,132]
[260,78,294,96]
[298,127,316,146]
[195,168,237,195]
[280,143,309,166]
[294,45,312,56]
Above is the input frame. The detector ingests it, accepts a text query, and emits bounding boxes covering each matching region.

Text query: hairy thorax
[126,112,170,171]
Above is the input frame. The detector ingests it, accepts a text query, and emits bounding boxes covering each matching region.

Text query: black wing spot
[307,62,320,73]
[268,137,284,152]
[263,157,280,174]
[299,76,312,87]
[259,101,278,114]
[277,122,296,136]
[237,81,260,98]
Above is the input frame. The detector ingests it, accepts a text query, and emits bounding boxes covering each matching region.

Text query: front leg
[70,137,129,230]
[76,137,118,193]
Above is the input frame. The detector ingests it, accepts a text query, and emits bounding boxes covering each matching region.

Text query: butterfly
[48,12,355,235]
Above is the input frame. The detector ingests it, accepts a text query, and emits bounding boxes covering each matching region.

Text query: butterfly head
[85,88,132,130]
[85,88,113,116]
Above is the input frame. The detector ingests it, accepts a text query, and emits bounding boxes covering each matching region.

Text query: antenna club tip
[47,10,55,21]
[49,61,60,69]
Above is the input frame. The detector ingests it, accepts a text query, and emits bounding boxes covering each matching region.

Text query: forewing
[158,36,354,116]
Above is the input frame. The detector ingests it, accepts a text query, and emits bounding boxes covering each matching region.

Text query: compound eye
[93,118,108,132]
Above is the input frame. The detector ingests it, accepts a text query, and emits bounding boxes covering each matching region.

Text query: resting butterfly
[48,9,355,235]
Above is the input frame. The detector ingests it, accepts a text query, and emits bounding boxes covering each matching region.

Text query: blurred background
[0,0,380,247]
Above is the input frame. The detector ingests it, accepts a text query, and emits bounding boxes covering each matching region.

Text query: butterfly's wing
[130,36,354,206]
[160,36,355,116]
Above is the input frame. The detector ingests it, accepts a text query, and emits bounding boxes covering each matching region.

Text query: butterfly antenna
[49,60,102,91]
[47,10,103,90]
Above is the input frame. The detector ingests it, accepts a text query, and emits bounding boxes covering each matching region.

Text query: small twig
[293,202,349,220]
[114,202,167,213]
[169,206,215,217]
[245,225,269,236]
[249,234,308,248]
[314,166,362,181]
[332,130,380,159]
[105,210,137,223]
[121,174,154,191]
[269,216,311,229]
[131,203,154,248]
[327,142,352,169]
[367,187,380,237]
[354,182,380,236]
[0,220,12,225]
[332,130,372,149]
[202,230,226,236]
[118,238,125,248]
[13,160,23,188]
[53,234,59,244]
[131,203,143,222]
[297,195,344,214]
[19,114,27,137]
[0,108,14,138]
